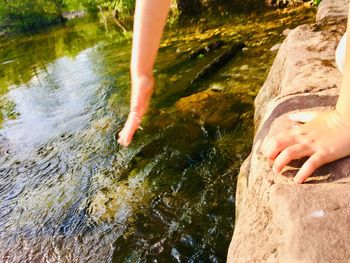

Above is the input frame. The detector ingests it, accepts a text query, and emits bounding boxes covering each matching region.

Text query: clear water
[0,7,315,262]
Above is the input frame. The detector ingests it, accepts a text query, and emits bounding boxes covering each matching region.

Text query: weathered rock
[254,22,345,127]
[175,89,252,130]
[188,40,225,59]
[228,0,350,262]
[189,42,245,86]
[316,0,348,24]
[159,42,244,99]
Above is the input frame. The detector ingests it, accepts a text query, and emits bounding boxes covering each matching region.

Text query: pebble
[270,43,282,52]
[240,65,249,71]
[210,83,225,91]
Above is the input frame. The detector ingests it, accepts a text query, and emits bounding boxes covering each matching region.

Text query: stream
[0,7,315,263]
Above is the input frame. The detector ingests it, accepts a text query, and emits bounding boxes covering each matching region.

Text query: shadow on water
[0,6,315,263]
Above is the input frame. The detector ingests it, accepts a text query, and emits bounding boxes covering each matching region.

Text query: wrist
[128,110,142,124]
[334,106,350,127]
[129,72,155,115]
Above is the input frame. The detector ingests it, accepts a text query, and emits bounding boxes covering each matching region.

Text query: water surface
[0,7,315,262]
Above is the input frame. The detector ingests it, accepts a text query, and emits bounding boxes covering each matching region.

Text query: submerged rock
[175,89,252,130]
[189,42,245,86]
[210,83,225,92]
[228,0,350,262]
[187,40,225,59]
[239,64,249,70]
[89,168,154,223]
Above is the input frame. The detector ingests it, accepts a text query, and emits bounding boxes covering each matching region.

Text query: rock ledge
[228,0,350,262]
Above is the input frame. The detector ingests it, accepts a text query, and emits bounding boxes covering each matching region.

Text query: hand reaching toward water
[117,0,171,146]
[117,75,154,146]
[117,111,142,147]
[262,110,350,183]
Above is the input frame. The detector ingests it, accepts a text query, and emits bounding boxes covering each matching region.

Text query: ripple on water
[0,203,14,220]
[4,183,25,201]
[1,48,105,157]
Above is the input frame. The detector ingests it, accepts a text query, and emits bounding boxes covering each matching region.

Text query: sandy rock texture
[227,0,350,262]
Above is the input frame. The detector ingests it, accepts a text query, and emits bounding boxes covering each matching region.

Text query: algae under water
[0,6,315,262]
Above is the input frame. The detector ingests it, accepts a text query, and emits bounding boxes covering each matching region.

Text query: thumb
[288,111,321,123]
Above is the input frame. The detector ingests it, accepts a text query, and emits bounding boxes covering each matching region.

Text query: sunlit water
[0,8,315,262]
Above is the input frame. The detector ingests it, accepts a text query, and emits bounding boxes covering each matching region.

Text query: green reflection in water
[0,5,316,263]
[0,16,131,127]
[0,16,129,94]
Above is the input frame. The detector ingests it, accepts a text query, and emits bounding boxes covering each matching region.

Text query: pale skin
[262,5,350,184]
[118,1,350,184]
[117,0,171,146]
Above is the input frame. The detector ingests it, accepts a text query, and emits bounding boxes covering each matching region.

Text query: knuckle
[270,137,282,148]
[299,138,314,146]
[317,152,327,159]
[316,150,329,160]
[326,146,336,155]
[299,142,310,149]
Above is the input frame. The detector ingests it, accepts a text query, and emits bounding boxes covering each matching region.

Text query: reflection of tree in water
[0,20,127,93]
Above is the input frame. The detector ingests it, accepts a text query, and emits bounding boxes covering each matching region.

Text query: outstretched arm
[118,0,171,146]
[262,5,350,183]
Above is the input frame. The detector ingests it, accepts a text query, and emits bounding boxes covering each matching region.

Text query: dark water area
[0,7,315,262]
